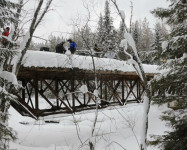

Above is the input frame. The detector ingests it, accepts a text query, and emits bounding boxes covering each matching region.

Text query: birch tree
[71,1,103,149]
[111,0,153,150]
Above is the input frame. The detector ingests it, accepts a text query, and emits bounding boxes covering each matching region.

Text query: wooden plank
[14,93,38,119]
[59,80,72,108]
[35,78,39,110]
[18,66,156,81]
[122,80,124,103]
[108,80,121,101]
[104,81,123,105]
[55,80,59,107]
[41,79,73,113]
[28,80,55,108]
[71,79,75,111]
[25,83,34,109]
[22,80,26,102]
[124,80,138,100]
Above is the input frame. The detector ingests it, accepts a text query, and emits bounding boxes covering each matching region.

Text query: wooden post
[22,80,26,102]
[137,80,140,100]
[34,78,39,111]
[122,80,124,103]
[84,80,86,105]
[71,79,75,112]
[55,79,59,108]
[105,84,107,102]
[100,80,103,105]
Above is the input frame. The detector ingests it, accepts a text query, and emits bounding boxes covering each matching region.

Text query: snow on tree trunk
[111,2,153,149]
[123,32,152,150]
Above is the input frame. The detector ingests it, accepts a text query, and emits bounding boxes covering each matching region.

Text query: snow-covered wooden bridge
[11,51,159,119]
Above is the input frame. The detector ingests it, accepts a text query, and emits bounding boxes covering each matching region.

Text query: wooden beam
[35,78,39,110]
[71,79,75,111]
[55,79,59,107]
[22,80,26,102]
[41,79,73,113]
[25,83,34,109]
[28,80,55,109]
[124,80,138,101]
[104,81,123,105]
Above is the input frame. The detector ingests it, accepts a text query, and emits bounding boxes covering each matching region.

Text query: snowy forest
[0,0,186,150]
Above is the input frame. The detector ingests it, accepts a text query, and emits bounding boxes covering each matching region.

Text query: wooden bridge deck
[11,51,159,119]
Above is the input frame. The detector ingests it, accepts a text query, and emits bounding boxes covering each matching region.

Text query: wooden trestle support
[11,68,153,119]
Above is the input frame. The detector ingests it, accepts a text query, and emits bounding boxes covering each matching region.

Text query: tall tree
[149,22,168,64]
[111,1,154,149]
[102,0,117,54]
[81,24,93,49]
[150,0,187,149]
[118,21,125,44]
[152,22,163,52]
[139,18,153,51]
[0,1,19,149]
[96,13,104,50]
[132,21,140,46]
[152,22,168,52]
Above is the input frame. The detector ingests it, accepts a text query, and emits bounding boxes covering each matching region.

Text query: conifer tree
[96,14,104,50]
[102,0,117,54]
[150,0,187,149]
[0,0,18,28]
[116,21,126,60]
[152,22,168,52]
[150,22,168,64]
[132,20,143,51]
[0,1,19,149]
[117,21,125,44]
[152,22,162,52]
[139,18,153,51]
[81,24,93,49]
[132,21,140,45]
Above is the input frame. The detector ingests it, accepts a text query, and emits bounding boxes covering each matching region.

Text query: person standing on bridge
[94,44,101,57]
[55,41,66,54]
[67,39,77,54]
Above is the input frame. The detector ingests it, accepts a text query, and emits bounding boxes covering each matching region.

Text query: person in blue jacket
[67,39,77,54]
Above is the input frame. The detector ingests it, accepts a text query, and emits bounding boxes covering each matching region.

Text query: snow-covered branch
[14,0,53,75]
[111,1,153,150]
[34,0,53,30]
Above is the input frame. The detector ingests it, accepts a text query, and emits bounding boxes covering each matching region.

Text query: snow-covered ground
[9,99,170,150]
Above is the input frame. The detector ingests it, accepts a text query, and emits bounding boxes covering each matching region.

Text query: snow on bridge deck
[16,51,159,79]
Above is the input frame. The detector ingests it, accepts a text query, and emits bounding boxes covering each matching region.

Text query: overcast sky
[26,0,169,42]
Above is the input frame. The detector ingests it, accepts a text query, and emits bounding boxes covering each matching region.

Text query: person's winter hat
[67,39,72,42]
[6,27,10,31]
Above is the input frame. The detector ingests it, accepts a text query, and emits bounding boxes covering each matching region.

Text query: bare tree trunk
[14,0,53,76]
[73,2,99,149]
[111,1,152,150]
[75,24,99,150]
